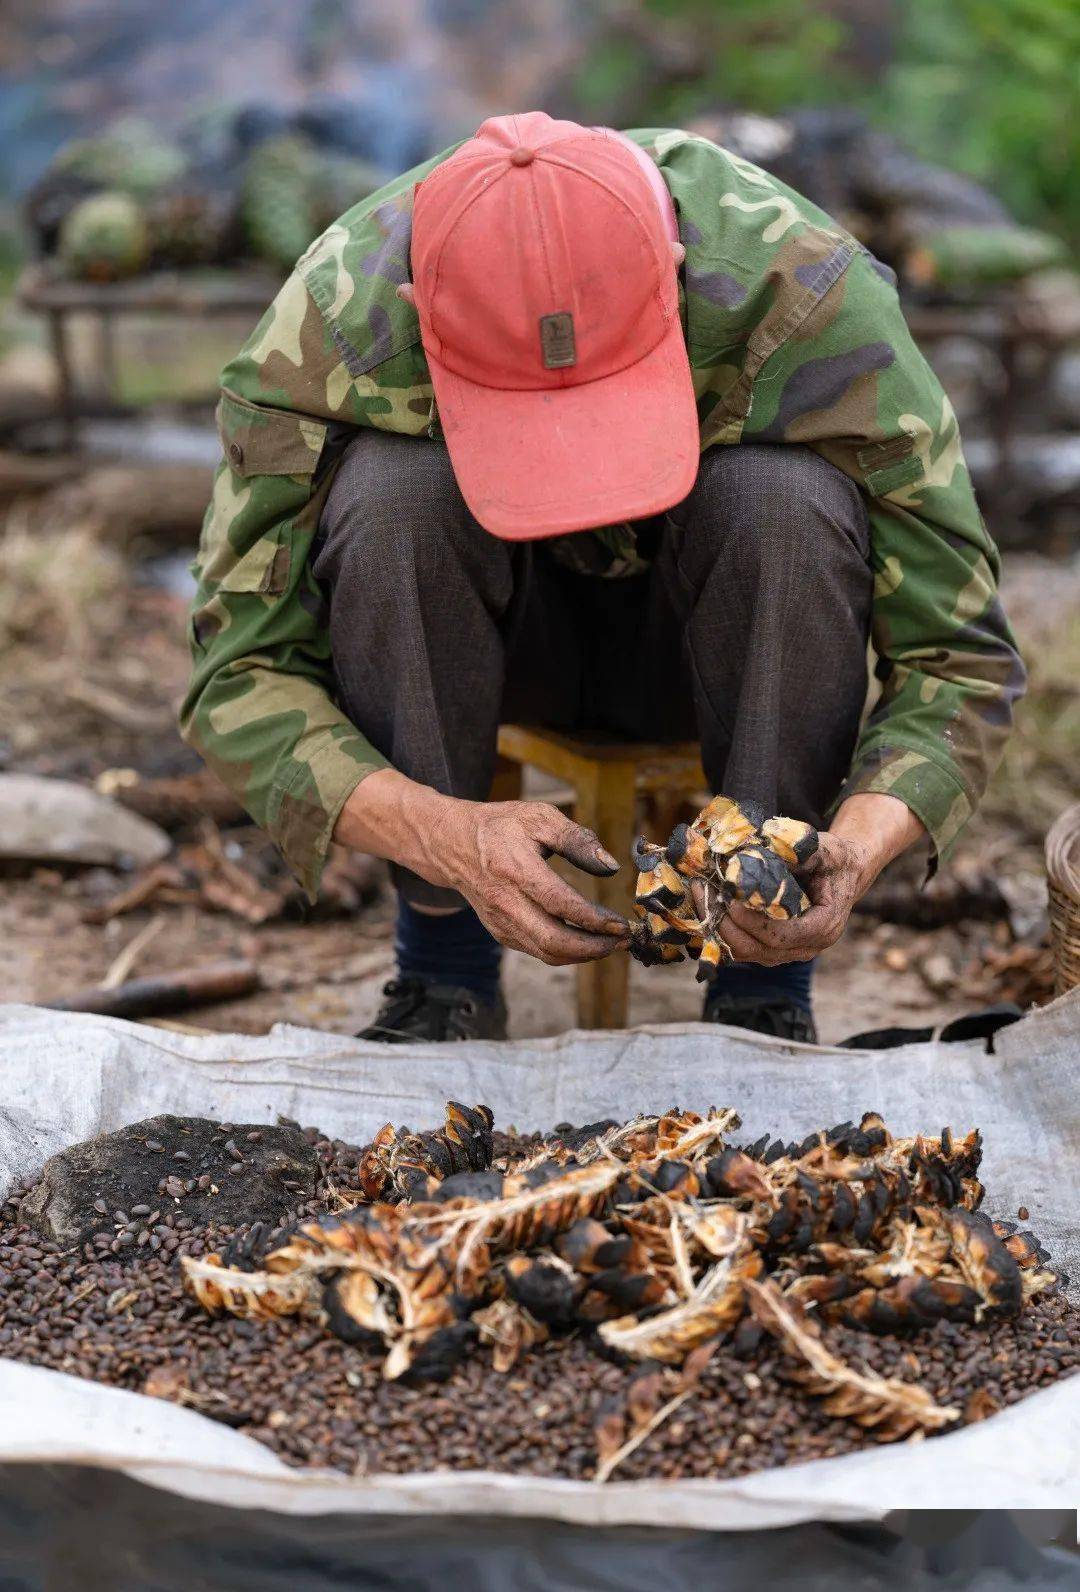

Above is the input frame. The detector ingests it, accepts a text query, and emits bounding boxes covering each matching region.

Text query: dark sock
[704,958,815,1014]
[395,898,502,1005]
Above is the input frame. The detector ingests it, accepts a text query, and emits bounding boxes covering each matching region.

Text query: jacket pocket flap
[217,389,327,478]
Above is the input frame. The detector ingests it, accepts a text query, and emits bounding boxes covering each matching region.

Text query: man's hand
[712,792,926,967]
[434,798,631,964]
[334,770,630,965]
[716,830,870,964]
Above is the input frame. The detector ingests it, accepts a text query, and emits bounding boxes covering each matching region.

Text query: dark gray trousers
[314,432,872,905]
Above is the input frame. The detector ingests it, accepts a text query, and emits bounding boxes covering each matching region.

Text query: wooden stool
[494,725,707,1030]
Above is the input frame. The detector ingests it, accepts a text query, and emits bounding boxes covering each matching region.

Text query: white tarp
[1,995,1078,1527]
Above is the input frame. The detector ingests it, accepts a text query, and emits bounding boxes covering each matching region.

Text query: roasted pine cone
[629,797,818,978]
[181,1101,1059,1452]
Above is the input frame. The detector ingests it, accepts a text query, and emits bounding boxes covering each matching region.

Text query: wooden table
[17,265,282,445]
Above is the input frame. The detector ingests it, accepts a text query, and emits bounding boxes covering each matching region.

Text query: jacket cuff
[272,735,390,899]
[838,745,973,873]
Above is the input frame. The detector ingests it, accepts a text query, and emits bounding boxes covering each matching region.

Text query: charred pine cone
[358,1102,495,1201]
[628,797,817,977]
[180,1098,1060,1462]
[183,1199,491,1383]
[503,1217,674,1326]
[746,1277,960,1438]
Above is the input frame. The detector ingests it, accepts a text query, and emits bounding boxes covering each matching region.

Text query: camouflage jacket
[182,129,1024,897]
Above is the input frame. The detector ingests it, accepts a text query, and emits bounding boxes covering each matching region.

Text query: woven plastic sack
[1,995,1077,1525]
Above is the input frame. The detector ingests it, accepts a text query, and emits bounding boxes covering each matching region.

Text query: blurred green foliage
[575,0,1080,244]
[575,0,851,121]
[881,0,1080,245]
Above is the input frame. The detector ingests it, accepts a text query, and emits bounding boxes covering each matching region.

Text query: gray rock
[0,774,170,868]
[22,1114,318,1248]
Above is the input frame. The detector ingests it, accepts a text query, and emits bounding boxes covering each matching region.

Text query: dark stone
[21,1115,318,1250]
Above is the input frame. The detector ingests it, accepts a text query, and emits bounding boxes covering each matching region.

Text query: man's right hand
[333,770,630,965]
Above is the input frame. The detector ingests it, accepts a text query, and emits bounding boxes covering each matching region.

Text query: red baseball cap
[410,112,699,540]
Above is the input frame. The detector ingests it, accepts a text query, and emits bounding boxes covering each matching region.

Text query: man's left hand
[717,831,870,964]
[709,792,928,967]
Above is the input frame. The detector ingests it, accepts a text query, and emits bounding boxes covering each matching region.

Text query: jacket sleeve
[741,249,1025,861]
[179,271,391,897]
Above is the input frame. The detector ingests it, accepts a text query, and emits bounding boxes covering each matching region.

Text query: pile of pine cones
[629,797,819,976]
[184,1101,1057,1453]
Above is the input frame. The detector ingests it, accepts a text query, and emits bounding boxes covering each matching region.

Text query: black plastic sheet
[0,1467,1077,1592]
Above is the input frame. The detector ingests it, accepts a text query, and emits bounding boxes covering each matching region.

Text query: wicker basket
[1046,802,1080,995]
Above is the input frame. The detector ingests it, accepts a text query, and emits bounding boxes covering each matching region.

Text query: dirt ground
[1,515,1074,1046]
[0,865,974,1043]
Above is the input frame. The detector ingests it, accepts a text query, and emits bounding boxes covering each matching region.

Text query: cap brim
[427,317,700,540]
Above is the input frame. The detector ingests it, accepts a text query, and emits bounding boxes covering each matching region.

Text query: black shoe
[358,978,508,1043]
[702,991,818,1044]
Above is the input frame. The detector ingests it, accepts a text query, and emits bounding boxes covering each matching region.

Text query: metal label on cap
[540,312,576,369]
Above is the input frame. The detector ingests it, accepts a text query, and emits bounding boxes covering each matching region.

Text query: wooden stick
[44,960,259,1019]
[83,863,183,924]
[101,914,166,990]
[105,770,247,831]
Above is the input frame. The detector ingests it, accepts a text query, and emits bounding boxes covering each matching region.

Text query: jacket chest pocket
[207,389,330,597]
[218,388,328,480]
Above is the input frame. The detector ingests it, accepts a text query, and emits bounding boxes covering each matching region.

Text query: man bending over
[182,113,1023,1043]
